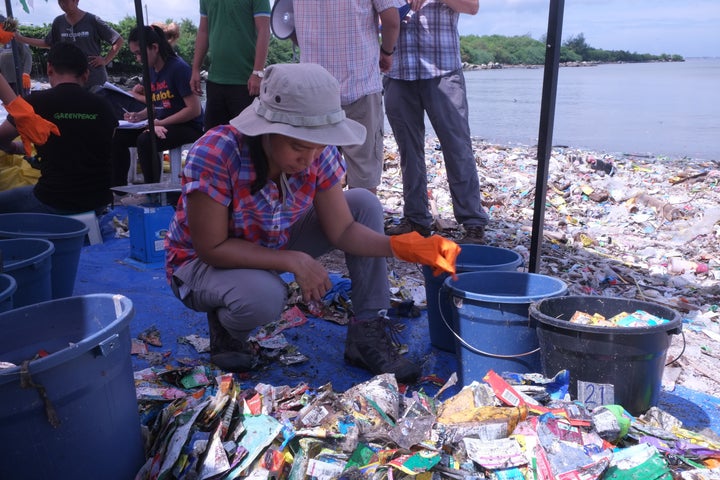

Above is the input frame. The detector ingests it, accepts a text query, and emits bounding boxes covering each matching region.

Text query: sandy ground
[320,136,720,397]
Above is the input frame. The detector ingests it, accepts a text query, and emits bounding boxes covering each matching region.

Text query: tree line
[17,17,683,79]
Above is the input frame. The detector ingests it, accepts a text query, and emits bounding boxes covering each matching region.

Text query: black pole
[529,0,564,273]
[3,0,23,95]
[133,0,159,182]
[9,40,23,95]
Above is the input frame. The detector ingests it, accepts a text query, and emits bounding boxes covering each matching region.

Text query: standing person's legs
[383,77,434,229]
[341,92,384,193]
[204,81,254,130]
[423,70,488,227]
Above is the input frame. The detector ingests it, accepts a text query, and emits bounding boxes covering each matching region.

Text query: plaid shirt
[385,0,463,80]
[294,0,405,104]
[165,126,345,280]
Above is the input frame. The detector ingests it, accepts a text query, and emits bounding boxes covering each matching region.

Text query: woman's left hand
[154,124,168,139]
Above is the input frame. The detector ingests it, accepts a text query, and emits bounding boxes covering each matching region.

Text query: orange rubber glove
[4,96,61,156]
[22,73,31,90]
[0,27,13,45]
[390,232,461,277]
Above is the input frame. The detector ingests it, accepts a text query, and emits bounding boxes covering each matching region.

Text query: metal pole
[133,0,159,182]
[529,0,564,272]
[3,0,23,95]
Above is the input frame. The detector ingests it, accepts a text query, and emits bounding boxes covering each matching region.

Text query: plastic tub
[444,271,568,386]
[423,245,523,351]
[0,213,89,298]
[530,295,682,416]
[0,238,54,308]
[0,273,17,312]
[0,294,145,480]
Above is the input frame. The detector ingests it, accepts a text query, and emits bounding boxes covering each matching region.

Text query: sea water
[400,58,719,160]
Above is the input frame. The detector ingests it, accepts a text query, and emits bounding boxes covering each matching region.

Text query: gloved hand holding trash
[4,96,61,156]
[390,232,461,277]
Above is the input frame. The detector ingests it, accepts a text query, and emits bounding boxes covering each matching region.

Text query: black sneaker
[459,225,486,244]
[385,217,432,237]
[208,311,259,372]
[344,313,421,384]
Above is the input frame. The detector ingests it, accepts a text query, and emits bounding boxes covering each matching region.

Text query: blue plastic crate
[128,205,175,264]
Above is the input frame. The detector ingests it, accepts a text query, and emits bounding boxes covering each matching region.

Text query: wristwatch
[252,69,265,78]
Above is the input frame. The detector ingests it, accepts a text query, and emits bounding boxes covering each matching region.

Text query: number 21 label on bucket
[578,381,615,409]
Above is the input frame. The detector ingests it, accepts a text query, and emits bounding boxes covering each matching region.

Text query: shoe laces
[367,310,403,351]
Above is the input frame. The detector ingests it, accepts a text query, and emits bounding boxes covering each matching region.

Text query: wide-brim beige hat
[230,63,366,146]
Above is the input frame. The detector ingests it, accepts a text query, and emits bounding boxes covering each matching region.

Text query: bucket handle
[96,334,120,357]
[440,291,540,358]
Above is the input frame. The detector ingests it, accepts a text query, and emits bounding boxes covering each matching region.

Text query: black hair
[246,135,269,194]
[47,42,88,77]
[128,25,177,62]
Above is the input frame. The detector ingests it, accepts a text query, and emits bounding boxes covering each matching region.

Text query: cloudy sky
[10,0,719,58]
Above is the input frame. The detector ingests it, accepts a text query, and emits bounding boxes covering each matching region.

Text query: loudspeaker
[271,0,295,40]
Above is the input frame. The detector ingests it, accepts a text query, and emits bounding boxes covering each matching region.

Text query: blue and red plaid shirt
[165,125,345,282]
[385,0,464,81]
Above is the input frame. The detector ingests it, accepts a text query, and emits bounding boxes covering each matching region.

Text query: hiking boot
[208,311,259,372]
[344,313,421,384]
[459,225,486,244]
[385,217,432,237]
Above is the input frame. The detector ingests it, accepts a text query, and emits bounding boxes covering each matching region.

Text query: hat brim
[230,99,367,147]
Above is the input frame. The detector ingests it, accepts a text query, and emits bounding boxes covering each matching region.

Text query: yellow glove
[4,96,61,156]
[22,73,31,90]
[390,232,461,277]
[0,27,14,45]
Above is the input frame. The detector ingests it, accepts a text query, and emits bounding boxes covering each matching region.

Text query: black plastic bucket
[530,296,682,416]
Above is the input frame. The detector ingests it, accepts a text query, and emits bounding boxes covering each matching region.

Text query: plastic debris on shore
[569,309,670,327]
[379,135,720,395]
[132,369,720,479]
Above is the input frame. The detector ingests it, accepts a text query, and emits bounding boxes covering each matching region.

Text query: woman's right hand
[291,253,332,303]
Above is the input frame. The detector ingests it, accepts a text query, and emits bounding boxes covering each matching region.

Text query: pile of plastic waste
[133,368,720,479]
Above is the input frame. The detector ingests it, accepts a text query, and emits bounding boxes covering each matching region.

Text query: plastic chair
[162,143,194,185]
[127,147,143,184]
[66,211,103,245]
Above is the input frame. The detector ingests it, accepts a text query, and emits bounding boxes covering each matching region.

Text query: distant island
[16,18,684,78]
[459,33,684,67]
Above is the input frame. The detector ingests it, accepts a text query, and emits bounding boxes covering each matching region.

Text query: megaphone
[271,0,295,40]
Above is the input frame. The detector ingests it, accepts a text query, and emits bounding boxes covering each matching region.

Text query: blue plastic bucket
[444,271,568,386]
[0,273,17,312]
[422,245,523,351]
[0,213,88,298]
[0,238,54,308]
[0,294,145,480]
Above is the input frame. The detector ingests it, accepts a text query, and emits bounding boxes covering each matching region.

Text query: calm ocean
[406,58,719,160]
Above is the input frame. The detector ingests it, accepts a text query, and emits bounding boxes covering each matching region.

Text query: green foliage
[17,24,49,75]
[174,18,198,63]
[457,32,684,66]
[266,37,298,66]
[20,14,684,78]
